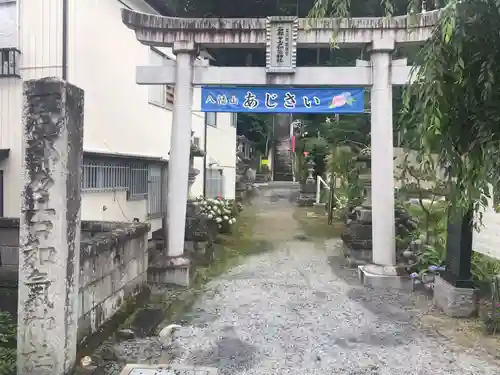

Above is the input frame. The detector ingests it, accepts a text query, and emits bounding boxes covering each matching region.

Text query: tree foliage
[171,0,314,17]
[309,0,500,218]
[237,113,272,155]
[309,0,411,18]
[400,0,500,217]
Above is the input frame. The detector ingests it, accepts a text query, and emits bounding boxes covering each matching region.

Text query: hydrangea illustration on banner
[329,92,355,109]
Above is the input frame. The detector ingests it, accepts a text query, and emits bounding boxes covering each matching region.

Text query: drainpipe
[202,114,208,197]
[62,0,68,80]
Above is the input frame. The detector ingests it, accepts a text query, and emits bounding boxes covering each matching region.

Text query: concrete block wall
[0,218,150,345]
[77,221,150,344]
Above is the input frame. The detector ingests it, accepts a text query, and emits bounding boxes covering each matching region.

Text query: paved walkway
[115,184,499,374]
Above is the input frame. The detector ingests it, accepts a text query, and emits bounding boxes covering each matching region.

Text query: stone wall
[0,218,150,344]
[77,221,150,344]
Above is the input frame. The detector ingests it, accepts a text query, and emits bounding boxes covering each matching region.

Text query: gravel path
[115,185,499,374]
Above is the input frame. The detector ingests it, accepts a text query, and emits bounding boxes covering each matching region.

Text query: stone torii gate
[122,9,439,283]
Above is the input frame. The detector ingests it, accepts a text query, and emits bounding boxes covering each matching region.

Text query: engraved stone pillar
[17,78,84,375]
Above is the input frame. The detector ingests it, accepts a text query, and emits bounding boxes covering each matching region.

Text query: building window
[148,48,174,109]
[205,168,224,199]
[0,1,17,50]
[147,164,164,219]
[205,112,217,127]
[230,113,237,127]
[81,158,149,201]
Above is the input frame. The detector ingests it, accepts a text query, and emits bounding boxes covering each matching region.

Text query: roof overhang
[0,149,9,162]
[83,150,168,164]
[143,0,177,16]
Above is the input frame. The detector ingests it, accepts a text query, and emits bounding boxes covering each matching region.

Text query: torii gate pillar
[369,37,396,266]
[167,41,198,262]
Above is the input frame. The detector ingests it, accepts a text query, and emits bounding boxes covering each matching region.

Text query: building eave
[83,150,168,164]
[0,149,9,162]
[144,0,177,16]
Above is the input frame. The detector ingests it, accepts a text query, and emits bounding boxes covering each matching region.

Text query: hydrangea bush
[195,196,239,229]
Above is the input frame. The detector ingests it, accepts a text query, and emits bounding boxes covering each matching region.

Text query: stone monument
[17,78,84,375]
[235,136,252,202]
[297,159,316,207]
[342,154,373,266]
[342,154,419,267]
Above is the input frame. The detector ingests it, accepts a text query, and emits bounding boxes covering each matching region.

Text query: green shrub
[408,203,500,282]
[0,311,16,375]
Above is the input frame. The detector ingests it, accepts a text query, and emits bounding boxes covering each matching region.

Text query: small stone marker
[120,364,217,375]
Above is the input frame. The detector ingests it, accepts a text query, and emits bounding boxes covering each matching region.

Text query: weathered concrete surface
[433,275,478,318]
[122,8,439,47]
[113,183,498,374]
[18,77,84,375]
[0,217,150,346]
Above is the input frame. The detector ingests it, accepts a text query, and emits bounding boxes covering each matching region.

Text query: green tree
[170,0,315,17]
[401,0,500,215]
[309,0,500,216]
[237,113,272,155]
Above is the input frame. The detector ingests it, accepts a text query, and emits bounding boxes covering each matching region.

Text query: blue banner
[201,87,365,113]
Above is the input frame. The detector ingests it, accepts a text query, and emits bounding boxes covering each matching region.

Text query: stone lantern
[297,159,316,207]
[235,135,252,202]
[356,153,372,209]
[341,152,373,266]
[188,131,205,197]
[342,151,417,267]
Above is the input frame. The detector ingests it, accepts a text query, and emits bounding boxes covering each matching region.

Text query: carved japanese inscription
[266,17,298,73]
[19,87,62,373]
[20,283,57,373]
[18,78,84,375]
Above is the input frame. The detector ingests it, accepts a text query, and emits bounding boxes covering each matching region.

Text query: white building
[0,0,237,233]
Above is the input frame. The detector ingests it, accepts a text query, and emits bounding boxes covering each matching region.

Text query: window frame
[148,48,175,110]
[81,158,149,201]
[205,112,217,127]
[230,113,237,127]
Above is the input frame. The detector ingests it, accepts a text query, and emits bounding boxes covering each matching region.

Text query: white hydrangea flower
[207,214,213,219]
[223,215,228,220]
[216,217,222,223]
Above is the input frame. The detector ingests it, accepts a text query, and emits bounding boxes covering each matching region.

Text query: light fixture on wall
[0,48,20,78]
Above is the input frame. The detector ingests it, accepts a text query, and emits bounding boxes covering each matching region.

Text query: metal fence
[205,168,224,199]
[148,165,163,219]
[81,159,149,200]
